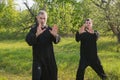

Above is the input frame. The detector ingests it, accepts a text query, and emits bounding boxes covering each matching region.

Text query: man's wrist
[36,33,39,37]
[55,34,60,43]
[55,34,59,37]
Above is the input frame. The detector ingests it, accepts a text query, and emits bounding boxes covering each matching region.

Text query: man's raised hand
[49,24,59,37]
[36,23,46,37]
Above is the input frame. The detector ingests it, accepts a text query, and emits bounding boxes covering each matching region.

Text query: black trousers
[76,58,107,80]
[32,61,58,80]
[32,62,41,80]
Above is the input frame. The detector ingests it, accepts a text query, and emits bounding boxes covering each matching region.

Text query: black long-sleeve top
[75,30,99,62]
[25,25,60,80]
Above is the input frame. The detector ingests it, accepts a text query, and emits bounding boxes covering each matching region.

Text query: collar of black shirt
[41,25,48,30]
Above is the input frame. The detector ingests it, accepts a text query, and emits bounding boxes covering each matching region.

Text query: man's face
[37,14,47,26]
[85,20,92,29]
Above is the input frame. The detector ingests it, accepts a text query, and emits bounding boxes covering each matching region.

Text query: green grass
[0,36,120,80]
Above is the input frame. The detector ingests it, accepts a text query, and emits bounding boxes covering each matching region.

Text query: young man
[26,10,60,80]
[75,18,107,80]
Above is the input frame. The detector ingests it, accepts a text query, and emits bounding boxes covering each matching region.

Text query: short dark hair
[85,18,92,21]
[84,18,93,23]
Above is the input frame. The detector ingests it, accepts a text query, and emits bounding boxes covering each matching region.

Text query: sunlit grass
[0,36,120,80]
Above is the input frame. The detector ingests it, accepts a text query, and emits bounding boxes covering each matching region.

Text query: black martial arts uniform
[75,30,107,80]
[26,25,60,80]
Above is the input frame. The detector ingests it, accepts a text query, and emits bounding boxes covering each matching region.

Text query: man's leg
[90,59,107,80]
[76,59,87,80]
[32,62,41,80]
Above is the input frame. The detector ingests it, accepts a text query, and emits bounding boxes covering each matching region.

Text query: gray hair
[37,10,47,19]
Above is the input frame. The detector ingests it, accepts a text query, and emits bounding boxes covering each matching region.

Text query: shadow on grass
[0,48,32,75]
[0,32,27,41]
[98,40,120,52]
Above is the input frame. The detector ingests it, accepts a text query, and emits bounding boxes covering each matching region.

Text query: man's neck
[41,24,48,29]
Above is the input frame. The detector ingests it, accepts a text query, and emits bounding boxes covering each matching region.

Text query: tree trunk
[117,32,120,43]
[109,23,120,43]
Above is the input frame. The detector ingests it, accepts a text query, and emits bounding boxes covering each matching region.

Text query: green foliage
[30,0,93,34]
[1,0,120,40]
[90,0,120,42]
[0,0,17,28]
[0,0,33,36]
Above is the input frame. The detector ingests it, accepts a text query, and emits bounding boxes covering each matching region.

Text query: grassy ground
[0,36,120,80]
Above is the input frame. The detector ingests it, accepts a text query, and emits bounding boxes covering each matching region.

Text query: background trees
[91,0,120,43]
[0,0,120,43]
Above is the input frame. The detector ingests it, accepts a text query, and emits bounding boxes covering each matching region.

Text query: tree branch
[91,0,105,10]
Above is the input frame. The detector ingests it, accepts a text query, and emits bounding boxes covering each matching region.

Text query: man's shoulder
[31,24,37,28]
[94,30,99,33]
[28,24,37,33]
[94,30,98,32]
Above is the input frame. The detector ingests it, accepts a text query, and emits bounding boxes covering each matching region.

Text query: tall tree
[0,0,19,29]
[91,0,120,43]
[30,0,92,35]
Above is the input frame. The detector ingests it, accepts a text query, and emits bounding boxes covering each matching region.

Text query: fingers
[36,24,46,37]
[81,24,86,29]
[52,24,58,32]
[49,24,58,36]
[79,25,86,34]
[38,23,42,28]
[42,28,46,32]
[53,24,58,29]
[49,29,57,37]
[49,30,54,36]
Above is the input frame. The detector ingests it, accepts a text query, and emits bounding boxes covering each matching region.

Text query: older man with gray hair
[26,10,60,80]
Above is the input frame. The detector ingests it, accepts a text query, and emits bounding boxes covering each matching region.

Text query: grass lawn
[0,36,120,80]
